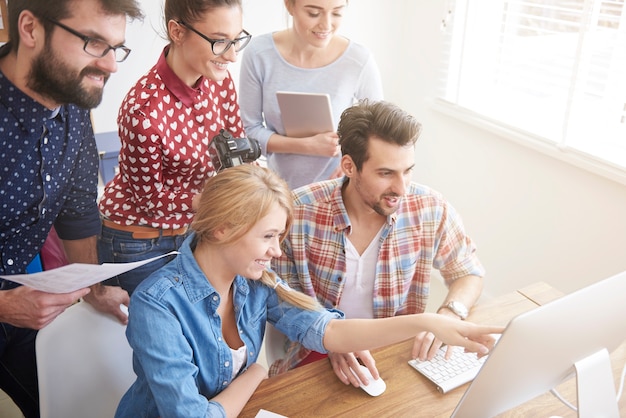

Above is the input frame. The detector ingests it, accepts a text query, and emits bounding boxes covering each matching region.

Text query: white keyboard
[408,345,488,394]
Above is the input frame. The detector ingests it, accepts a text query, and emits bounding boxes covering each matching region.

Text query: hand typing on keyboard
[408,345,489,394]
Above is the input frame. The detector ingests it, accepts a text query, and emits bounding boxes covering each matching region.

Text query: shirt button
[212,295,219,301]
[222,381,228,386]
[249,351,254,357]
[43,137,48,145]
[224,361,230,367]
[7,259,14,266]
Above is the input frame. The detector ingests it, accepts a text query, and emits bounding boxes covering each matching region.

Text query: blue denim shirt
[116,234,342,418]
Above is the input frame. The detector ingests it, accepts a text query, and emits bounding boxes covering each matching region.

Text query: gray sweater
[239,32,384,189]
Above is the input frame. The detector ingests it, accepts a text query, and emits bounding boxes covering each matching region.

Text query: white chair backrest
[264,323,289,367]
[36,301,135,418]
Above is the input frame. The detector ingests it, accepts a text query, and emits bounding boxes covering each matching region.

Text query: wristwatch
[439,300,469,320]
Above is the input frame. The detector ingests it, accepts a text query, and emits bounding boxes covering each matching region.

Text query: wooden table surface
[240,282,626,417]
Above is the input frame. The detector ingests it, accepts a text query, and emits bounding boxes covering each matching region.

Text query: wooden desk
[240,283,626,417]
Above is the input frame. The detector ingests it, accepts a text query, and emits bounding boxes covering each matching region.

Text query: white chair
[35,301,135,418]
[264,323,290,367]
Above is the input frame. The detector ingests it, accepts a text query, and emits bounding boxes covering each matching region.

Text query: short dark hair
[1,0,144,56]
[337,99,422,171]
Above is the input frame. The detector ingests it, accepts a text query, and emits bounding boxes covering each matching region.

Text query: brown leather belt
[102,219,188,240]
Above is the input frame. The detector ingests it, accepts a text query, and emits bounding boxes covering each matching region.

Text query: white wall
[393,1,626,297]
[91,0,166,132]
[92,0,626,298]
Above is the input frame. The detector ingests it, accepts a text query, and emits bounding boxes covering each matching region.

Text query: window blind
[440,0,626,169]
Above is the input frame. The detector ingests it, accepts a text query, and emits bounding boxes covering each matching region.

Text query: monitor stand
[575,348,620,418]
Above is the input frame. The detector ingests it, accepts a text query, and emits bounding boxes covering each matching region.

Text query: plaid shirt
[269,177,485,375]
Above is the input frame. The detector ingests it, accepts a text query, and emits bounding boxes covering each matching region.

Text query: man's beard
[27,46,109,109]
[372,196,400,217]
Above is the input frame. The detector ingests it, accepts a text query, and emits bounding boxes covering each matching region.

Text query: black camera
[209,129,261,171]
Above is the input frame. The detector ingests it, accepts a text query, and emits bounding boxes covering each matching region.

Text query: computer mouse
[350,364,386,396]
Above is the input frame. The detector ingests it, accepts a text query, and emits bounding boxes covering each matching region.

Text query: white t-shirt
[338,227,385,318]
[230,344,248,380]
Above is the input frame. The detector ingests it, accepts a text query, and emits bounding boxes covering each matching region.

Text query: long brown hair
[192,165,321,310]
[164,0,242,42]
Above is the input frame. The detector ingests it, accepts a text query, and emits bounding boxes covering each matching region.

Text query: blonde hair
[192,165,322,311]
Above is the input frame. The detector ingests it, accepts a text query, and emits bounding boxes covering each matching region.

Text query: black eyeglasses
[177,21,251,56]
[44,17,132,62]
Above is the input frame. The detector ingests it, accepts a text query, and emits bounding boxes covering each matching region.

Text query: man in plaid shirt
[269,100,485,388]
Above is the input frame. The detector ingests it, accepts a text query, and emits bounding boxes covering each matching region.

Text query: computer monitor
[452,270,626,418]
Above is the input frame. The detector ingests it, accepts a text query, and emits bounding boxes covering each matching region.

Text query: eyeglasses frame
[44,17,132,62]
[176,20,251,56]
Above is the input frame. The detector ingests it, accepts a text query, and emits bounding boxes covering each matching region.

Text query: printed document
[0,251,179,293]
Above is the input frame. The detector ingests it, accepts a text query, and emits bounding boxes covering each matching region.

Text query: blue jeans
[98,225,188,295]
[0,281,39,418]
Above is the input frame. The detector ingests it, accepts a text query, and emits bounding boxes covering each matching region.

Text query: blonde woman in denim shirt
[115,165,502,418]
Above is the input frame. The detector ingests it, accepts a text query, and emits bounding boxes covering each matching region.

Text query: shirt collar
[156,44,210,108]
[49,106,61,119]
[175,233,250,304]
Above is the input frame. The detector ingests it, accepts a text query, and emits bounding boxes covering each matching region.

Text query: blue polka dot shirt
[0,70,101,276]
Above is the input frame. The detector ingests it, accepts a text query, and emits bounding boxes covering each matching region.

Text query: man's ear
[17,10,41,49]
[341,154,356,178]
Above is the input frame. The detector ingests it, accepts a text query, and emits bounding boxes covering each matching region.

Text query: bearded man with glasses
[0,0,143,417]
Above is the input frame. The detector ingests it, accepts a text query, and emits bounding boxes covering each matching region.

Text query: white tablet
[276,91,334,138]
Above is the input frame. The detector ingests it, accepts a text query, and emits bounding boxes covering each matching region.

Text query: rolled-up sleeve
[55,114,100,240]
[267,284,344,354]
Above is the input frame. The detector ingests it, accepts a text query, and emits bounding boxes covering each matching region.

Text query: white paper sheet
[254,409,287,418]
[0,251,179,293]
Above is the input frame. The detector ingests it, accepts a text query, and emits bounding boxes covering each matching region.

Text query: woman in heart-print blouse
[98,0,253,295]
